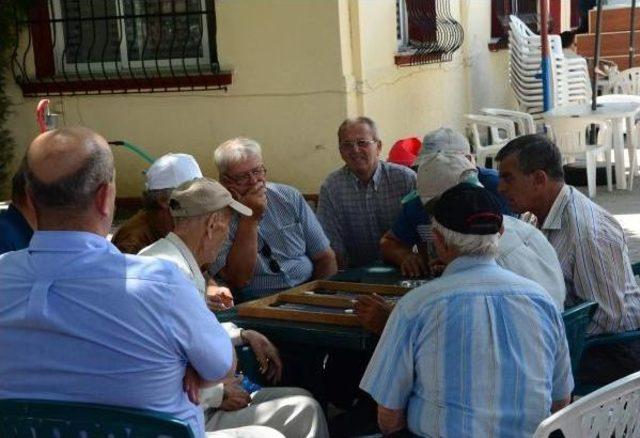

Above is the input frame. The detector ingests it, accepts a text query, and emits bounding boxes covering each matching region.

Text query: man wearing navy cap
[361,183,573,437]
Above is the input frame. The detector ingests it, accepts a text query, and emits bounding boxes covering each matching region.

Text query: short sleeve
[390,197,425,247]
[360,303,416,409]
[166,275,234,381]
[316,181,346,258]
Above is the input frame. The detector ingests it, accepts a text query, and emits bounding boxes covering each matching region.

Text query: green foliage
[0,1,34,194]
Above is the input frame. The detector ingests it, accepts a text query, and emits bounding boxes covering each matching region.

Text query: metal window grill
[12,0,230,96]
[398,0,464,66]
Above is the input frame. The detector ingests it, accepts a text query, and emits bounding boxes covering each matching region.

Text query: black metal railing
[401,0,464,66]
[12,0,229,96]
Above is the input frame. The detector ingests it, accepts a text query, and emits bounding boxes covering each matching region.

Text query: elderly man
[0,163,36,254]
[316,117,416,268]
[0,127,280,438]
[356,152,566,333]
[140,178,328,438]
[112,152,202,254]
[361,183,573,437]
[380,127,512,277]
[210,137,336,301]
[497,134,640,386]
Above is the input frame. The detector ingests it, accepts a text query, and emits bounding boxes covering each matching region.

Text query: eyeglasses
[260,242,281,273]
[225,165,266,185]
[338,139,378,150]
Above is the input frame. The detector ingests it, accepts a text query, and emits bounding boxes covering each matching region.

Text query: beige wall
[3,0,517,198]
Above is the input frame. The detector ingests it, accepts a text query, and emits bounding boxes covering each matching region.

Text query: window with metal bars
[12,0,230,96]
[395,0,464,66]
[491,0,539,49]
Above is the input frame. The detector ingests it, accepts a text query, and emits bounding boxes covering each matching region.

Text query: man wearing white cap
[380,127,511,277]
[139,178,329,438]
[356,152,566,333]
[112,153,202,254]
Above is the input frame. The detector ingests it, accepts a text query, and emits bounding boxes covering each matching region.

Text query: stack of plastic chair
[479,108,537,135]
[508,16,590,121]
[545,116,613,198]
[611,67,640,95]
[464,114,517,168]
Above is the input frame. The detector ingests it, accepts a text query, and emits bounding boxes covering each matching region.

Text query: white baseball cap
[417,152,477,203]
[145,153,203,190]
[416,127,471,167]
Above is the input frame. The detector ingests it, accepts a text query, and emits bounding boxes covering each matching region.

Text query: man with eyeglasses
[316,117,416,269]
[209,137,337,302]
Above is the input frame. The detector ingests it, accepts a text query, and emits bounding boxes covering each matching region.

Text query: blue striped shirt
[210,183,330,299]
[317,161,416,267]
[541,185,640,334]
[361,256,573,437]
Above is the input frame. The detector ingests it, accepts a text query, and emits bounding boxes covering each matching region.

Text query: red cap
[387,137,422,167]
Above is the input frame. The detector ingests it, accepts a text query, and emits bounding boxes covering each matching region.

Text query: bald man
[0,127,282,438]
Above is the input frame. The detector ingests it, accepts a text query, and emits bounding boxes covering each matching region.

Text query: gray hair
[214,137,263,175]
[26,144,114,212]
[142,188,173,211]
[432,218,499,258]
[337,117,380,141]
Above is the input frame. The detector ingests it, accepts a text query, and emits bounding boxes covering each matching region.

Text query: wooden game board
[236,280,410,326]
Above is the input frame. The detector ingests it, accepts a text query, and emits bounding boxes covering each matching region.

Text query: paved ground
[584,177,640,261]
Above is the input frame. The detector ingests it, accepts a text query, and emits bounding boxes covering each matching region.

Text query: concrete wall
[3,0,518,198]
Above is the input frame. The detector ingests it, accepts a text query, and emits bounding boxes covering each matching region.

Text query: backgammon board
[236,280,411,326]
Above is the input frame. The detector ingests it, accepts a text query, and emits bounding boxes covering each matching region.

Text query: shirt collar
[442,255,498,277]
[165,232,202,276]
[541,185,570,231]
[344,161,383,190]
[29,231,112,253]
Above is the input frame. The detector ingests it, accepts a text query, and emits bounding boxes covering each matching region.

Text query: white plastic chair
[546,117,612,198]
[464,114,516,169]
[533,370,640,437]
[480,108,537,135]
[611,67,640,95]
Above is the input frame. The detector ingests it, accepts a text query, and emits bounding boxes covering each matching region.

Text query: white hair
[214,137,263,175]
[432,218,500,258]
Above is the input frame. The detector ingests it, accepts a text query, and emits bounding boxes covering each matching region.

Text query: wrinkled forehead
[339,121,377,141]
[225,154,263,175]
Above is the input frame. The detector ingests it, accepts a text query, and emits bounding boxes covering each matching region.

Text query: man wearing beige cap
[112,153,202,254]
[140,178,329,438]
[358,152,566,334]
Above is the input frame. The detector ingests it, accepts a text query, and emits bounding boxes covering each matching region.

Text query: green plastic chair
[561,301,598,376]
[0,399,194,437]
[572,261,640,395]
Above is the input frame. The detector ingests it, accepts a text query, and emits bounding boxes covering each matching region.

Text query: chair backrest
[561,301,598,375]
[464,114,516,151]
[0,399,195,438]
[533,370,640,437]
[480,108,537,135]
[545,117,610,156]
[612,67,640,95]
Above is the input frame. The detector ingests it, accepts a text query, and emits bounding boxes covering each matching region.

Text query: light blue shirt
[0,231,233,437]
[361,256,573,437]
[210,183,330,300]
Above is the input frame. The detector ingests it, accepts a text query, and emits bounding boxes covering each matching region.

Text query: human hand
[354,294,392,335]
[206,285,234,311]
[400,253,428,277]
[242,330,283,384]
[378,406,406,435]
[235,183,267,218]
[183,364,204,405]
[220,375,252,411]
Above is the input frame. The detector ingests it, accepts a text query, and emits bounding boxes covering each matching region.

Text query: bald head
[25,127,115,231]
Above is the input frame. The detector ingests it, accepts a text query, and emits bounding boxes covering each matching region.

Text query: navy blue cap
[432,183,503,235]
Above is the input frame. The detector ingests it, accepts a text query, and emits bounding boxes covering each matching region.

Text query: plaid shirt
[317,161,416,267]
[542,185,640,334]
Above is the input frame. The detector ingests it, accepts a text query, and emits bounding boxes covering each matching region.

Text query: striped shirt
[317,161,416,267]
[541,185,640,334]
[210,183,330,300]
[361,256,573,437]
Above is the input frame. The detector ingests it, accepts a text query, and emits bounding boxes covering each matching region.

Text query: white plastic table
[544,101,640,190]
